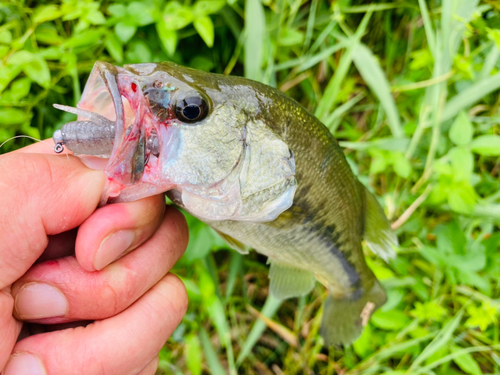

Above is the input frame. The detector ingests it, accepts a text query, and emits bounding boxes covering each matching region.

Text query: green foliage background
[2,0,500,374]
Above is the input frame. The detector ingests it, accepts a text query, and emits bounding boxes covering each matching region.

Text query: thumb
[0,152,106,289]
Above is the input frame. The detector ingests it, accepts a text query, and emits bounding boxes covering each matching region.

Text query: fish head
[78,61,297,222]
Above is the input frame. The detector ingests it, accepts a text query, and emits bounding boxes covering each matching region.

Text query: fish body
[53,61,397,345]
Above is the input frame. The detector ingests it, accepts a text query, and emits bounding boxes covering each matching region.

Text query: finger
[12,139,60,155]
[11,207,187,323]
[36,230,78,263]
[4,274,188,375]
[0,153,105,289]
[0,288,22,370]
[75,194,166,272]
[136,357,159,375]
[14,140,111,170]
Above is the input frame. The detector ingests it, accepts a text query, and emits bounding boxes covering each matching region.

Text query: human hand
[0,142,188,375]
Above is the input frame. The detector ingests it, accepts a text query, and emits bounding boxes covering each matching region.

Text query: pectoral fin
[269,262,316,299]
[214,229,249,255]
[363,188,398,262]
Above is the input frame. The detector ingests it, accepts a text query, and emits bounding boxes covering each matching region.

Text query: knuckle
[163,274,188,318]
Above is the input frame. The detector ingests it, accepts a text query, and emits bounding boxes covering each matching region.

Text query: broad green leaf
[353,323,374,359]
[193,0,226,17]
[449,111,473,146]
[0,127,14,143]
[185,334,203,375]
[0,108,30,126]
[182,216,222,262]
[244,0,265,81]
[105,33,123,63]
[410,302,446,322]
[23,56,50,88]
[449,147,473,182]
[114,22,136,43]
[8,51,35,66]
[9,78,31,101]
[156,21,177,56]
[33,5,62,24]
[20,123,40,140]
[470,135,500,156]
[127,2,154,26]
[353,43,403,138]
[369,150,388,175]
[0,30,12,44]
[107,4,126,18]
[279,27,304,46]
[371,309,410,330]
[0,64,23,93]
[392,152,412,178]
[194,16,214,47]
[126,41,152,63]
[35,24,64,45]
[162,2,193,30]
[63,29,102,48]
[487,28,500,50]
[451,346,482,375]
[465,302,497,331]
[86,10,106,25]
[435,221,466,255]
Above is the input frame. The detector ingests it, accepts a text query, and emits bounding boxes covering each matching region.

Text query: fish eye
[175,93,209,123]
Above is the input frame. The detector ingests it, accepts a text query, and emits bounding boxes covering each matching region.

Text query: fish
[53,61,398,346]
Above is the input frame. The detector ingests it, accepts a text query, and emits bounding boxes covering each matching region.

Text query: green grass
[2,0,500,374]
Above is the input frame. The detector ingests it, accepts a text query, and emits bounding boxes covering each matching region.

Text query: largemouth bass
[53,61,397,345]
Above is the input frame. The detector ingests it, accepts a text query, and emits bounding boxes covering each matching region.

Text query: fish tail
[320,280,386,346]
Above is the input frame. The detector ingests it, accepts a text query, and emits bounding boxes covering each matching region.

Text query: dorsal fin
[363,188,398,261]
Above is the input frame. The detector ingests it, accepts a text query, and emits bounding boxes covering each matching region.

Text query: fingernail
[78,155,109,170]
[94,230,135,271]
[4,353,46,375]
[15,283,68,320]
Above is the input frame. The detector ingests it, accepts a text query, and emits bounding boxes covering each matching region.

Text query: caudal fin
[320,281,386,346]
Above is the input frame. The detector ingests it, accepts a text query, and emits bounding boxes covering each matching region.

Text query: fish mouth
[55,61,174,202]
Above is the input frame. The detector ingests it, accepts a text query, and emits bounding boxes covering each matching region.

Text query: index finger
[12,139,66,155]
[0,152,106,289]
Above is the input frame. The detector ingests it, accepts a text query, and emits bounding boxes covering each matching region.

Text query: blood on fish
[131,82,137,92]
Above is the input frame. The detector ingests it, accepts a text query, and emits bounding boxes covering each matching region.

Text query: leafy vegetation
[2,0,500,373]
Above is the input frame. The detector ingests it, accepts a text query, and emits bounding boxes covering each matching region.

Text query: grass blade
[324,92,365,131]
[408,309,464,371]
[225,252,242,301]
[244,0,265,81]
[418,0,436,57]
[480,43,499,79]
[315,11,372,119]
[442,72,500,122]
[413,344,500,374]
[236,294,282,366]
[352,43,404,138]
[302,0,318,52]
[200,327,228,375]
